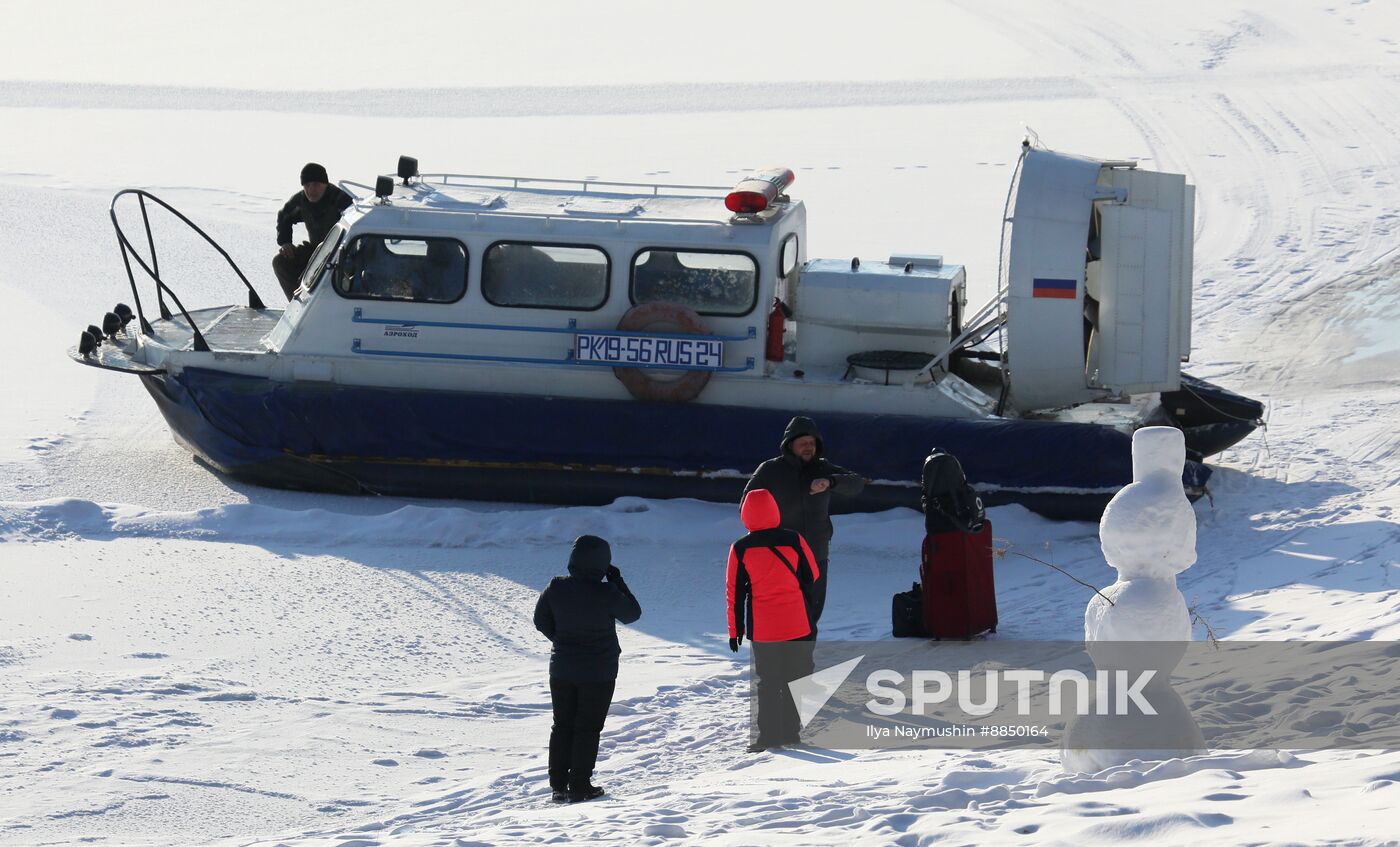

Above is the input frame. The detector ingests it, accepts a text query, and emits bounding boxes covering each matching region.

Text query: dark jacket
[533,536,642,682]
[275,184,353,247]
[741,416,865,562]
[727,489,819,643]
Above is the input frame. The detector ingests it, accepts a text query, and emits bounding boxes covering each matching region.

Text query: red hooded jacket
[726,489,821,642]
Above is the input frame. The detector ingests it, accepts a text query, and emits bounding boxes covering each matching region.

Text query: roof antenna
[1023,125,1044,150]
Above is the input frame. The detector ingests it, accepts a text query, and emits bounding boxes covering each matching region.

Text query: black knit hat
[300,162,329,185]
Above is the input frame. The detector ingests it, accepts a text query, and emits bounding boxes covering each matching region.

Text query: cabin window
[630,249,758,316]
[300,224,344,296]
[334,235,468,303]
[778,233,800,304]
[481,242,609,310]
[780,234,800,278]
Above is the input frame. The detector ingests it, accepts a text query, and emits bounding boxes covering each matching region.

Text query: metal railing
[918,297,1007,379]
[110,189,266,353]
[338,172,743,229]
[390,172,730,197]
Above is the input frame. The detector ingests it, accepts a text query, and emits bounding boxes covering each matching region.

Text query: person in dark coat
[273,162,353,300]
[742,416,865,628]
[533,535,642,803]
[726,488,820,751]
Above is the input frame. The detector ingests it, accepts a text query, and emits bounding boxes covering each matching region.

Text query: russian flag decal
[1032,278,1077,299]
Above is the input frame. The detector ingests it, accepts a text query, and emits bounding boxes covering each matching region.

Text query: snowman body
[1062,427,1206,773]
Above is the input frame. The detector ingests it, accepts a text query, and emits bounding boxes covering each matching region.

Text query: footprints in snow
[196,691,257,702]
[26,435,63,453]
[369,688,548,720]
[35,673,265,751]
[1198,18,1263,71]
[318,798,374,815]
[373,747,447,769]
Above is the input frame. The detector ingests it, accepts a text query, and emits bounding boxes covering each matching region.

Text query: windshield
[333,235,469,303]
[298,224,345,298]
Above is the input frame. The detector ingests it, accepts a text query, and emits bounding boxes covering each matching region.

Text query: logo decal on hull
[383,324,420,339]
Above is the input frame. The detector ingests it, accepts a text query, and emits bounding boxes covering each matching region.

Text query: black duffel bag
[891,582,926,638]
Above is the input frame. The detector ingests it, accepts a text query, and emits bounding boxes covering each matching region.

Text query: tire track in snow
[949,0,1400,352]
[0,78,1099,118]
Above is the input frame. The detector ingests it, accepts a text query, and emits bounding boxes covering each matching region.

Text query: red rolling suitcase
[920,521,997,639]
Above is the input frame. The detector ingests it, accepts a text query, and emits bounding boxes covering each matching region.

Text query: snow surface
[3,1,1400,844]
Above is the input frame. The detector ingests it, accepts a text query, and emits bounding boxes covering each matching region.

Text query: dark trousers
[809,558,830,628]
[272,242,314,300]
[548,678,616,791]
[752,636,815,745]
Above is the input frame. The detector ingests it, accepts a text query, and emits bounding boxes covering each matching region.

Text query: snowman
[1061,426,1207,773]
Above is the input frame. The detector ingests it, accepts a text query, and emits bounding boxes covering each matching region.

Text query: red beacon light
[725,167,795,214]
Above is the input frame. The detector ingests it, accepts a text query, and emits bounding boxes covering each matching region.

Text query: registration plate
[574,333,723,370]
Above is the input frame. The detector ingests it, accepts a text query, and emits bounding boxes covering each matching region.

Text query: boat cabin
[267,165,812,402]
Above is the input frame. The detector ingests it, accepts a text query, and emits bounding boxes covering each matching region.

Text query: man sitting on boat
[273,162,353,300]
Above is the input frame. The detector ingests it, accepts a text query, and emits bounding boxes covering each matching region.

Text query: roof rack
[340,172,728,201]
[422,172,730,196]
[338,172,761,229]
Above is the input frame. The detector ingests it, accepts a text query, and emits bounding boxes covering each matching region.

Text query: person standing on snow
[742,416,865,629]
[533,535,642,803]
[726,488,820,751]
[273,162,353,300]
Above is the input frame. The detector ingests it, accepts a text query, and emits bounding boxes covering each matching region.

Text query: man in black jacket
[273,162,353,300]
[533,535,642,803]
[742,416,865,628]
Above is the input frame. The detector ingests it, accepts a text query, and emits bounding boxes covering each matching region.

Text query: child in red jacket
[726,488,820,751]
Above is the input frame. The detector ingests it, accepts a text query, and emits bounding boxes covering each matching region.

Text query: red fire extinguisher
[766,297,792,362]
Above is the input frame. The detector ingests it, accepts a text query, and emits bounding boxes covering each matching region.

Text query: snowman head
[1132,426,1186,482]
[1099,427,1197,579]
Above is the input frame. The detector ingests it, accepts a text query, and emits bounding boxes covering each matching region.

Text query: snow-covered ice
[4,1,1400,845]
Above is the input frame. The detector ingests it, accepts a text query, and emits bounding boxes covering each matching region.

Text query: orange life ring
[613,302,713,403]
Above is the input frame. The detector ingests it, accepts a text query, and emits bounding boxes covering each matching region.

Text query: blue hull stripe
[140,367,1210,514]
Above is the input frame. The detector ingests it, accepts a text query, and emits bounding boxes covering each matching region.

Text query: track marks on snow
[1199,17,1266,71]
[119,773,303,801]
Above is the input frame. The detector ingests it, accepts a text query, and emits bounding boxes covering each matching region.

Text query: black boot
[568,784,605,803]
